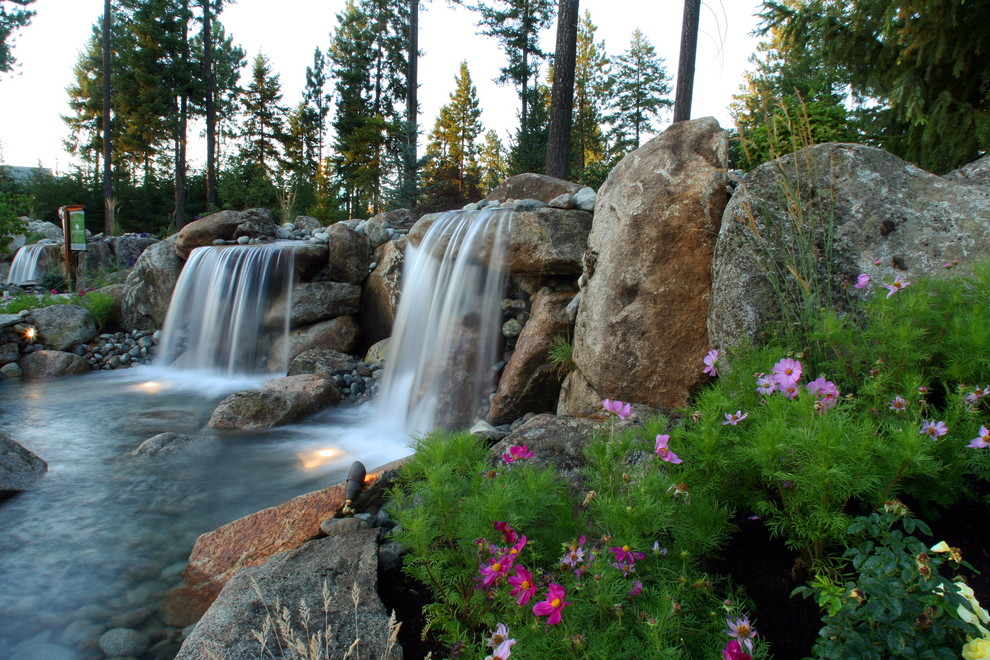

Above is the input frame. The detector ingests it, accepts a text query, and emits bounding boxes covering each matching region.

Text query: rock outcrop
[269,315,361,367]
[361,238,406,346]
[208,374,341,430]
[561,117,729,413]
[174,208,278,260]
[0,429,47,491]
[121,236,184,331]
[709,143,990,349]
[327,222,371,284]
[30,304,97,351]
[485,173,583,204]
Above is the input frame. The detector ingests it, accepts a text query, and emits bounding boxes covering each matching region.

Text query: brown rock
[485,173,583,204]
[269,315,361,367]
[488,288,574,424]
[291,243,330,280]
[287,348,358,378]
[207,373,341,430]
[19,350,91,378]
[174,209,277,260]
[561,117,729,413]
[327,222,371,284]
[364,338,390,365]
[360,238,405,345]
[270,281,362,327]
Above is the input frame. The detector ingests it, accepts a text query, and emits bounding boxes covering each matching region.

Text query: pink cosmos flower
[854,273,871,289]
[486,623,511,649]
[502,444,533,464]
[484,637,516,660]
[807,377,839,410]
[609,544,645,565]
[754,372,775,395]
[628,581,643,598]
[968,426,990,449]
[889,395,908,412]
[882,276,911,298]
[493,521,518,545]
[772,357,802,388]
[722,640,752,660]
[964,386,989,407]
[602,399,632,420]
[722,410,748,426]
[507,565,538,605]
[703,349,720,377]
[724,616,758,653]
[560,544,585,569]
[654,434,683,464]
[532,583,570,625]
[478,554,512,588]
[920,419,949,440]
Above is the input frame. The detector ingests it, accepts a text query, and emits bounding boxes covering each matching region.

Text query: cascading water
[377,207,514,433]
[157,244,296,375]
[5,243,60,285]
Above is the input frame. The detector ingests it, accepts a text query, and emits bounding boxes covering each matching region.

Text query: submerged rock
[0,429,47,491]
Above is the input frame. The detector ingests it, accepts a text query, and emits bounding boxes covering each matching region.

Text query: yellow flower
[962,636,990,660]
[954,580,990,634]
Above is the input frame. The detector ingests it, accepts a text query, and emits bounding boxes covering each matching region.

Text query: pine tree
[239,52,288,178]
[610,29,672,150]
[509,79,550,174]
[0,0,35,74]
[479,129,508,192]
[571,11,610,185]
[422,61,484,209]
[762,0,990,172]
[302,47,331,167]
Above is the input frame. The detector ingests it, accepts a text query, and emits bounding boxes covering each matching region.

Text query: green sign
[69,209,86,251]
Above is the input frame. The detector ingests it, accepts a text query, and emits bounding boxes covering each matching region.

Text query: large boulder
[269,315,361,367]
[0,429,47,491]
[175,531,401,660]
[489,414,601,492]
[488,288,574,424]
[290,243,330,280]
[485,173,583,204]
[360,238,406,346]
[408,207,591,276]
[174,208,278,260]
[944,154,990,186]
[327,222,371,284]
[130,432,220,457]
[373,208,418,230]
[287,348,359,378]
[26,219,63,242]
[560,117,729,414]
[709,143,990,349]
[111,234,158,267]
[82,236,115,272]
[208,374,341,430]
[19,350,90,378]
[274,281,362,327]
[31,304,97,351]
[121,235,184,331]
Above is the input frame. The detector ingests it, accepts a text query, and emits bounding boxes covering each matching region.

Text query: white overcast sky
[0,0,764,172]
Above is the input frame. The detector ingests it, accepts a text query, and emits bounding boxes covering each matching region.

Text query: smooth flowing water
[5,244,60,285]
[377,208,513,433]
[0,366,410,649]
[157,244,296,375]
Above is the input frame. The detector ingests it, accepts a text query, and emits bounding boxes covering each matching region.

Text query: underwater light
[298,447,344,470]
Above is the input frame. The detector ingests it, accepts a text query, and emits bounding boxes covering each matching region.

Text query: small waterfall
[157,244,296,375]
[377,208,514,433]
[5,244,60,285]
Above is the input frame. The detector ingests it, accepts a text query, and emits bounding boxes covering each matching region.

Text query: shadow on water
[0,364,411,646]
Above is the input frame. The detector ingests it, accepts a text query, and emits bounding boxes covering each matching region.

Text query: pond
[0,365,411,650]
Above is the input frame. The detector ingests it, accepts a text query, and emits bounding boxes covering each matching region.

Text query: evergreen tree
[571,11,610,184]
[422,61,484,209]
[302,47,331,167]
[610,29,672,150]
[509,79,550,174]
[472,0,555,137]
[0,0,35,74]
[239,52,288,178]
[762,0,990,172]
[479,129,508,192]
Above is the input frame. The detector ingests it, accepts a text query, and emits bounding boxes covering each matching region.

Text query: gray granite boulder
[327,222,371,284]
[175,208,278,260]
[0,429,47,491]
[121,235,184,331]
[269,316,361,368]
[131,432,220,457]
[31,304,97,351]
[19,350,90,378]
[208,374,341,430]
[484,173,583,204]
[275,281,362,327]
[361,238,406,346]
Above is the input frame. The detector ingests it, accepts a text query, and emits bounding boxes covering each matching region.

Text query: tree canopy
[0,0,34,74]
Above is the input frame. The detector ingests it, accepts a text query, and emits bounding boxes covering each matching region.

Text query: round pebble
[99,628,150,657]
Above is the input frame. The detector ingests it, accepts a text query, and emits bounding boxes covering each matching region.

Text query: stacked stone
[332,361,383,404]
[1,311,43,377]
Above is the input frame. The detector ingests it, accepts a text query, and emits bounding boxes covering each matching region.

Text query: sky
[0,0,765,172]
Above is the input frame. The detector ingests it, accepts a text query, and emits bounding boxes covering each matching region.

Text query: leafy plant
[547,334,574,376]
[794,505,984,659]
[35,270,68,293]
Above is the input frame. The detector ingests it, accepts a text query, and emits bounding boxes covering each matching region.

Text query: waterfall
[5,244,60,285]
[377,208,514,433]
[157,244,296,375]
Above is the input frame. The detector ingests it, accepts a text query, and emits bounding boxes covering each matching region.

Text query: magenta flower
[493,521,518,545]
[722,410,748,426]
[654,434,683,464]
[478,554,512,588]
[609,544,645,565]
[772,357,802,388]
[724,616,758,653]
[502,444,534,464]
[602,399,632,420]
[920,419,949,440]
[968,426,990,449]
[560,538,586,569]
[807,377,839,410]
[964,386,989,407]
[882,276,911,298]
[722,640,753,660]
[703,349,720,377]
[507,565,538,606]
[754,372,775,395]
[889,395,908,412]
[628,581,643,598]
[532,583,570,625]
[505,535,527,564]
[854,273,871,289]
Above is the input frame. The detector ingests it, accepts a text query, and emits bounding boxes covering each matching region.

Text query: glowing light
[298,447,344,471]
[131,381,166,394]
[24,327,36,340]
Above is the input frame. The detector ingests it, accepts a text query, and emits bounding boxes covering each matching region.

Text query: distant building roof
[0,165,51,183]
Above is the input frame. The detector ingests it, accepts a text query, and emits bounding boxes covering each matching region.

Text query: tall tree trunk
[673,0,701,123]
[174,0,189,228]
[203,0,217,210]
[404,0,418,204]
[545,0,578,180]
[102,0,114,234]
